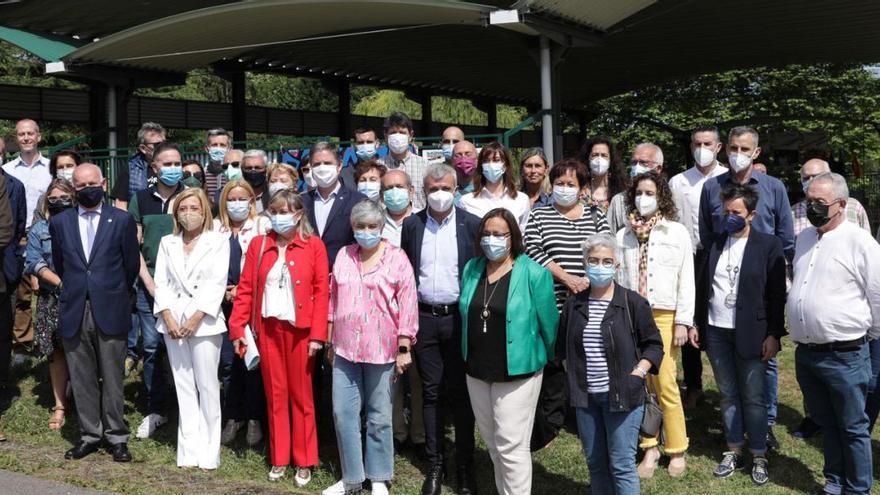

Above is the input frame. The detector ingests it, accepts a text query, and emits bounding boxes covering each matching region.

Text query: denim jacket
[25,219,55,291]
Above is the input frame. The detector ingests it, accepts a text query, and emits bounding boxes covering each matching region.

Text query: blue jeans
[576,393,643,495]
[796,344,873,495]
[136,283,166,414]
[127,314,139,361]
[705,326,768,454]
[864,338,880,431]
[332,356,395,486]
[765,357,778,425]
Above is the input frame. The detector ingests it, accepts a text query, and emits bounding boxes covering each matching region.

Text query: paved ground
[0,469,112,495]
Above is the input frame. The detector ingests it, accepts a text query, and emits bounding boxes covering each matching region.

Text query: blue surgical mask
[356,143,377,161]
[271,213,296,235]
[226,199,250,222]
[159,166,183,186]
[357,181,381,200]
[354,229,382,249]
[630,164,650,178]
[480,235,509,261]
[724,213,747,234]
[383,187,410,213]
[208,147,227,163]
[441,144,454,160]
[482,161,505,183]
[587,265,616,287]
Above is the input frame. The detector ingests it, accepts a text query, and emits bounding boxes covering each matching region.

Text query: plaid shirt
[791,197,871,237]
[127,152,153,200]
[382,152,427,210]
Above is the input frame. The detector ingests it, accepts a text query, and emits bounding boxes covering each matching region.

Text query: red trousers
[258,318,318,467]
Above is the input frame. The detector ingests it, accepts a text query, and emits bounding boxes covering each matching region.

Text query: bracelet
[633,366,648,378]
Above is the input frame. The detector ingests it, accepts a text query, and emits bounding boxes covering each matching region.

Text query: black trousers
[0,289,12,386]
[414,310,474,468]
[683,250,708,391]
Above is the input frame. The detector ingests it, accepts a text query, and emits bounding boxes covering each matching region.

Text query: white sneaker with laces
[371,480,389,495]
[295,467,312,487]
[135,413,168,439]
[322,480,347,495]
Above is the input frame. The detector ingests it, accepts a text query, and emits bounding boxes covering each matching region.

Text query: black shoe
[421,463,445,495]
[793,417,822,439]
[111,442,132,462]
[766,427,780,451]
[65,441,100,460]
[457,467,477,495]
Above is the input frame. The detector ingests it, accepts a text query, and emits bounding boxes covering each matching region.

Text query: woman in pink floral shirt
[324,199,418,495]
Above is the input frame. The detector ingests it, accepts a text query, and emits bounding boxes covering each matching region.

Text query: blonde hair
[268,189,314,240]
[172,188,213,234]
[267,162,298,184]
[217,179,257,229]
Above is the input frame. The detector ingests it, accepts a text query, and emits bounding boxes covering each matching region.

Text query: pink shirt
[330,242,418,364]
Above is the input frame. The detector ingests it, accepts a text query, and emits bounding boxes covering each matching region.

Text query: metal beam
[539,36,555,164]
[338,78,352,139]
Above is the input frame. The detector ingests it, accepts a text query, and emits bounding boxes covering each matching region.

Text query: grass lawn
[0,339,878,494]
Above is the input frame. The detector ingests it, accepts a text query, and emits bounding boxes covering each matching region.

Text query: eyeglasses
[586,257,615,268]
[630,159,657,168]
[221,161,240,170]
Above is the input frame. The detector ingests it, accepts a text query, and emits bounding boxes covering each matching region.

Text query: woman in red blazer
[229,189,329,486]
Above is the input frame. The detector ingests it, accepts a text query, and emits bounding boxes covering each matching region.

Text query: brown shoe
[683,388,704,411]
[0,429,6,442]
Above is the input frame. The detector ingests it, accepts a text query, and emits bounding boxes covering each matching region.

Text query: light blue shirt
[313,182,341,236]
[418,208,459,305]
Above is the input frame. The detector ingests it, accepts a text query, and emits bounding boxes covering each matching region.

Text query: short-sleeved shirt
[129,184,183,275]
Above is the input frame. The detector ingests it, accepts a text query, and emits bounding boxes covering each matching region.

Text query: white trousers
[164,333,223,469]
[466,371,543,495]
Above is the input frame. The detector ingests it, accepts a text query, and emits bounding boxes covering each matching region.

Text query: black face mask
[47,198,73,215]
[806,201,832,228]
[243,170,266,188]
[207,161,224,175]
[76,186,104,209]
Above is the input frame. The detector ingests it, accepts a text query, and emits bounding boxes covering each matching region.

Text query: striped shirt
[584,299,611,393]
[524,204,609,310]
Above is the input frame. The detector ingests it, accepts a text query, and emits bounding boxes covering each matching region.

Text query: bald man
[440,126,465,163]
[51,163,139,462]
[451,140,478,206]
[792,158,870,237]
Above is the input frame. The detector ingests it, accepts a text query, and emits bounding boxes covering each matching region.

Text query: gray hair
[206,127,229,140]
[811,172,850,199]
[243,149,268,165]
[424,163,457,188]
[635,142,664,166]
[385,169,412,188]
[137,122,165,145]
[350,199,385,226]
[581,233,621,264]
[309,141,339,164]
[520,147,547,167]
[728,126,760,147]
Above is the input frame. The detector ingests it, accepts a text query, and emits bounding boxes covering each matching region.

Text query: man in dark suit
[50,163,139,462]
[400,163,481,495]
[0,169,24,415]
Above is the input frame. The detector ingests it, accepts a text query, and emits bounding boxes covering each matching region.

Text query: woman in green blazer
[459,207,558,495]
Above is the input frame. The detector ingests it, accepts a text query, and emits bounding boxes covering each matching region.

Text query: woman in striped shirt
[525,158,609,311]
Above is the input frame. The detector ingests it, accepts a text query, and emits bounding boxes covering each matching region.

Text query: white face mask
[303,171,317,188]
[387,133,410,154]
[589,157,610,175]
[728,151,753,173]
[635,195,658,218]
[427,190,454,213]
[357,181,381,200]
[56,168,75,182]
[311,164,339,188]
[552,185,579,207]
[268,182,289,196]
[693,147,716,167]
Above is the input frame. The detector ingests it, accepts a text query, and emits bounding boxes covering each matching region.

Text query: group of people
[0,113,877,495]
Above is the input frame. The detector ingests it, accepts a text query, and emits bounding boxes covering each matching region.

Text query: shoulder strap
[590,204,599,230]
[250,235,268,330]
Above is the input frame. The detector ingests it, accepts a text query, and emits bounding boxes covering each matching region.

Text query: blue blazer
[301,185,366,270]
[49,206,140,339]
[399,207,481,287]
[2,172,25,287]
[694,230,787,359]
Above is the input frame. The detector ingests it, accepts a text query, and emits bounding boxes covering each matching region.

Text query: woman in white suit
[153,187,230,470]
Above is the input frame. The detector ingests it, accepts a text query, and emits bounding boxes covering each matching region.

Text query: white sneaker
[371,480,389,495]
[322,480,346,495]
[294,467,312,487]
[268,465,286,482]
[135,413,168,439]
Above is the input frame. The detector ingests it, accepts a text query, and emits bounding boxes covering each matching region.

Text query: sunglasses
[222,161,240,170]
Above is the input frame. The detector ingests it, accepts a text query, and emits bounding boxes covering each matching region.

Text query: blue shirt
[532,191,552,209]
[25,219,55,291]
[418,208,460,305]
[2,172,26,285]
[699,170,795,257]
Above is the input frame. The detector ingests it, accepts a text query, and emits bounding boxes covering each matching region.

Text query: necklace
[724,237,740,309]
[480,266,508,333]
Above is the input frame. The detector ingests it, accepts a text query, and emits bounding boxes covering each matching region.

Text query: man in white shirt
[2,119,50,230]
[381,112,427,210]
[787,172,879,495]
[669,126,728,411]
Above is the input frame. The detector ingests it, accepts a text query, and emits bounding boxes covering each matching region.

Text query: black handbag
[623,291,663,438]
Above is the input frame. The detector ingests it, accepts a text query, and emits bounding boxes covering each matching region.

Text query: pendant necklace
[724,237,740,309]
[480,269,503,333]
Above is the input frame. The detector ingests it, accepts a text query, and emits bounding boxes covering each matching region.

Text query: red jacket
[229,232,329,343]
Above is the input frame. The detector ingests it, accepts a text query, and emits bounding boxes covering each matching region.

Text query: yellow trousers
[639,309,689,454]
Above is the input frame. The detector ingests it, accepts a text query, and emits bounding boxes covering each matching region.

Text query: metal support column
[419,93,433,136]
[107,86,117,157]
[539,35,555,164]
[230,71,247,143]
[337,79,351,139]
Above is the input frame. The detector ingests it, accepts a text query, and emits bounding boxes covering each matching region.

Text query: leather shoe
[111,442,132,462]
[421,463,445,495]
[457,467,477,495]
[65,441,100,460]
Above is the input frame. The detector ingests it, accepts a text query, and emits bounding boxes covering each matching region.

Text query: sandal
[48,406,65,431]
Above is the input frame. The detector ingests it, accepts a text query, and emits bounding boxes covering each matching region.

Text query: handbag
[623,291,663,438]
[241,235,268,369]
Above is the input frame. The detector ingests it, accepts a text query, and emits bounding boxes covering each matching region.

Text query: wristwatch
[633,366,648,378]
[398,346,410,354]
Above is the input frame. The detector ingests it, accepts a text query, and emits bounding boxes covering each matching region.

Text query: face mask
[630,164,650,178]
[552,185,579,207]
[441,144,454,160]
[427,190,454,213]
[807,202,834,228]
[208,147,227,163]
[76,186,104,208]
[178,211,204,232]
[354,229,382,249]
[243,170,266,188]
[480,235,509,261]
[724,213,747,234]
[182,176,203,189]
[586,265,616,287]
[387,133,410,154]
[728,152,753,173]
[302,171,317,189]
[56,168,74,182]
[271,213,296,235]
[357,181,381,200]
[383,187,410,212]
[589,157,610,175]
[356,143,377,161]
[482,161,505,183]
[47,198,73,215]
[159,166,182,186]
[802,179,811,194]
[312,164,339,188]
[693,147,716,167]
[226,199,250,222]
[268,182,289,197]
[224,164,242,181]
[635,195,658,218]
[453,156,477,176]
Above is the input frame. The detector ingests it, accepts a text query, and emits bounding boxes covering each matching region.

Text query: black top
[466,270,531,382]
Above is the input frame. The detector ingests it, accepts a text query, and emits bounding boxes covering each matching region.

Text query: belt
[418,302,457,317]
[798,336,867,352]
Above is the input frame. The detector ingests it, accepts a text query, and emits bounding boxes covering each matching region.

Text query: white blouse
[262,255,296,324]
